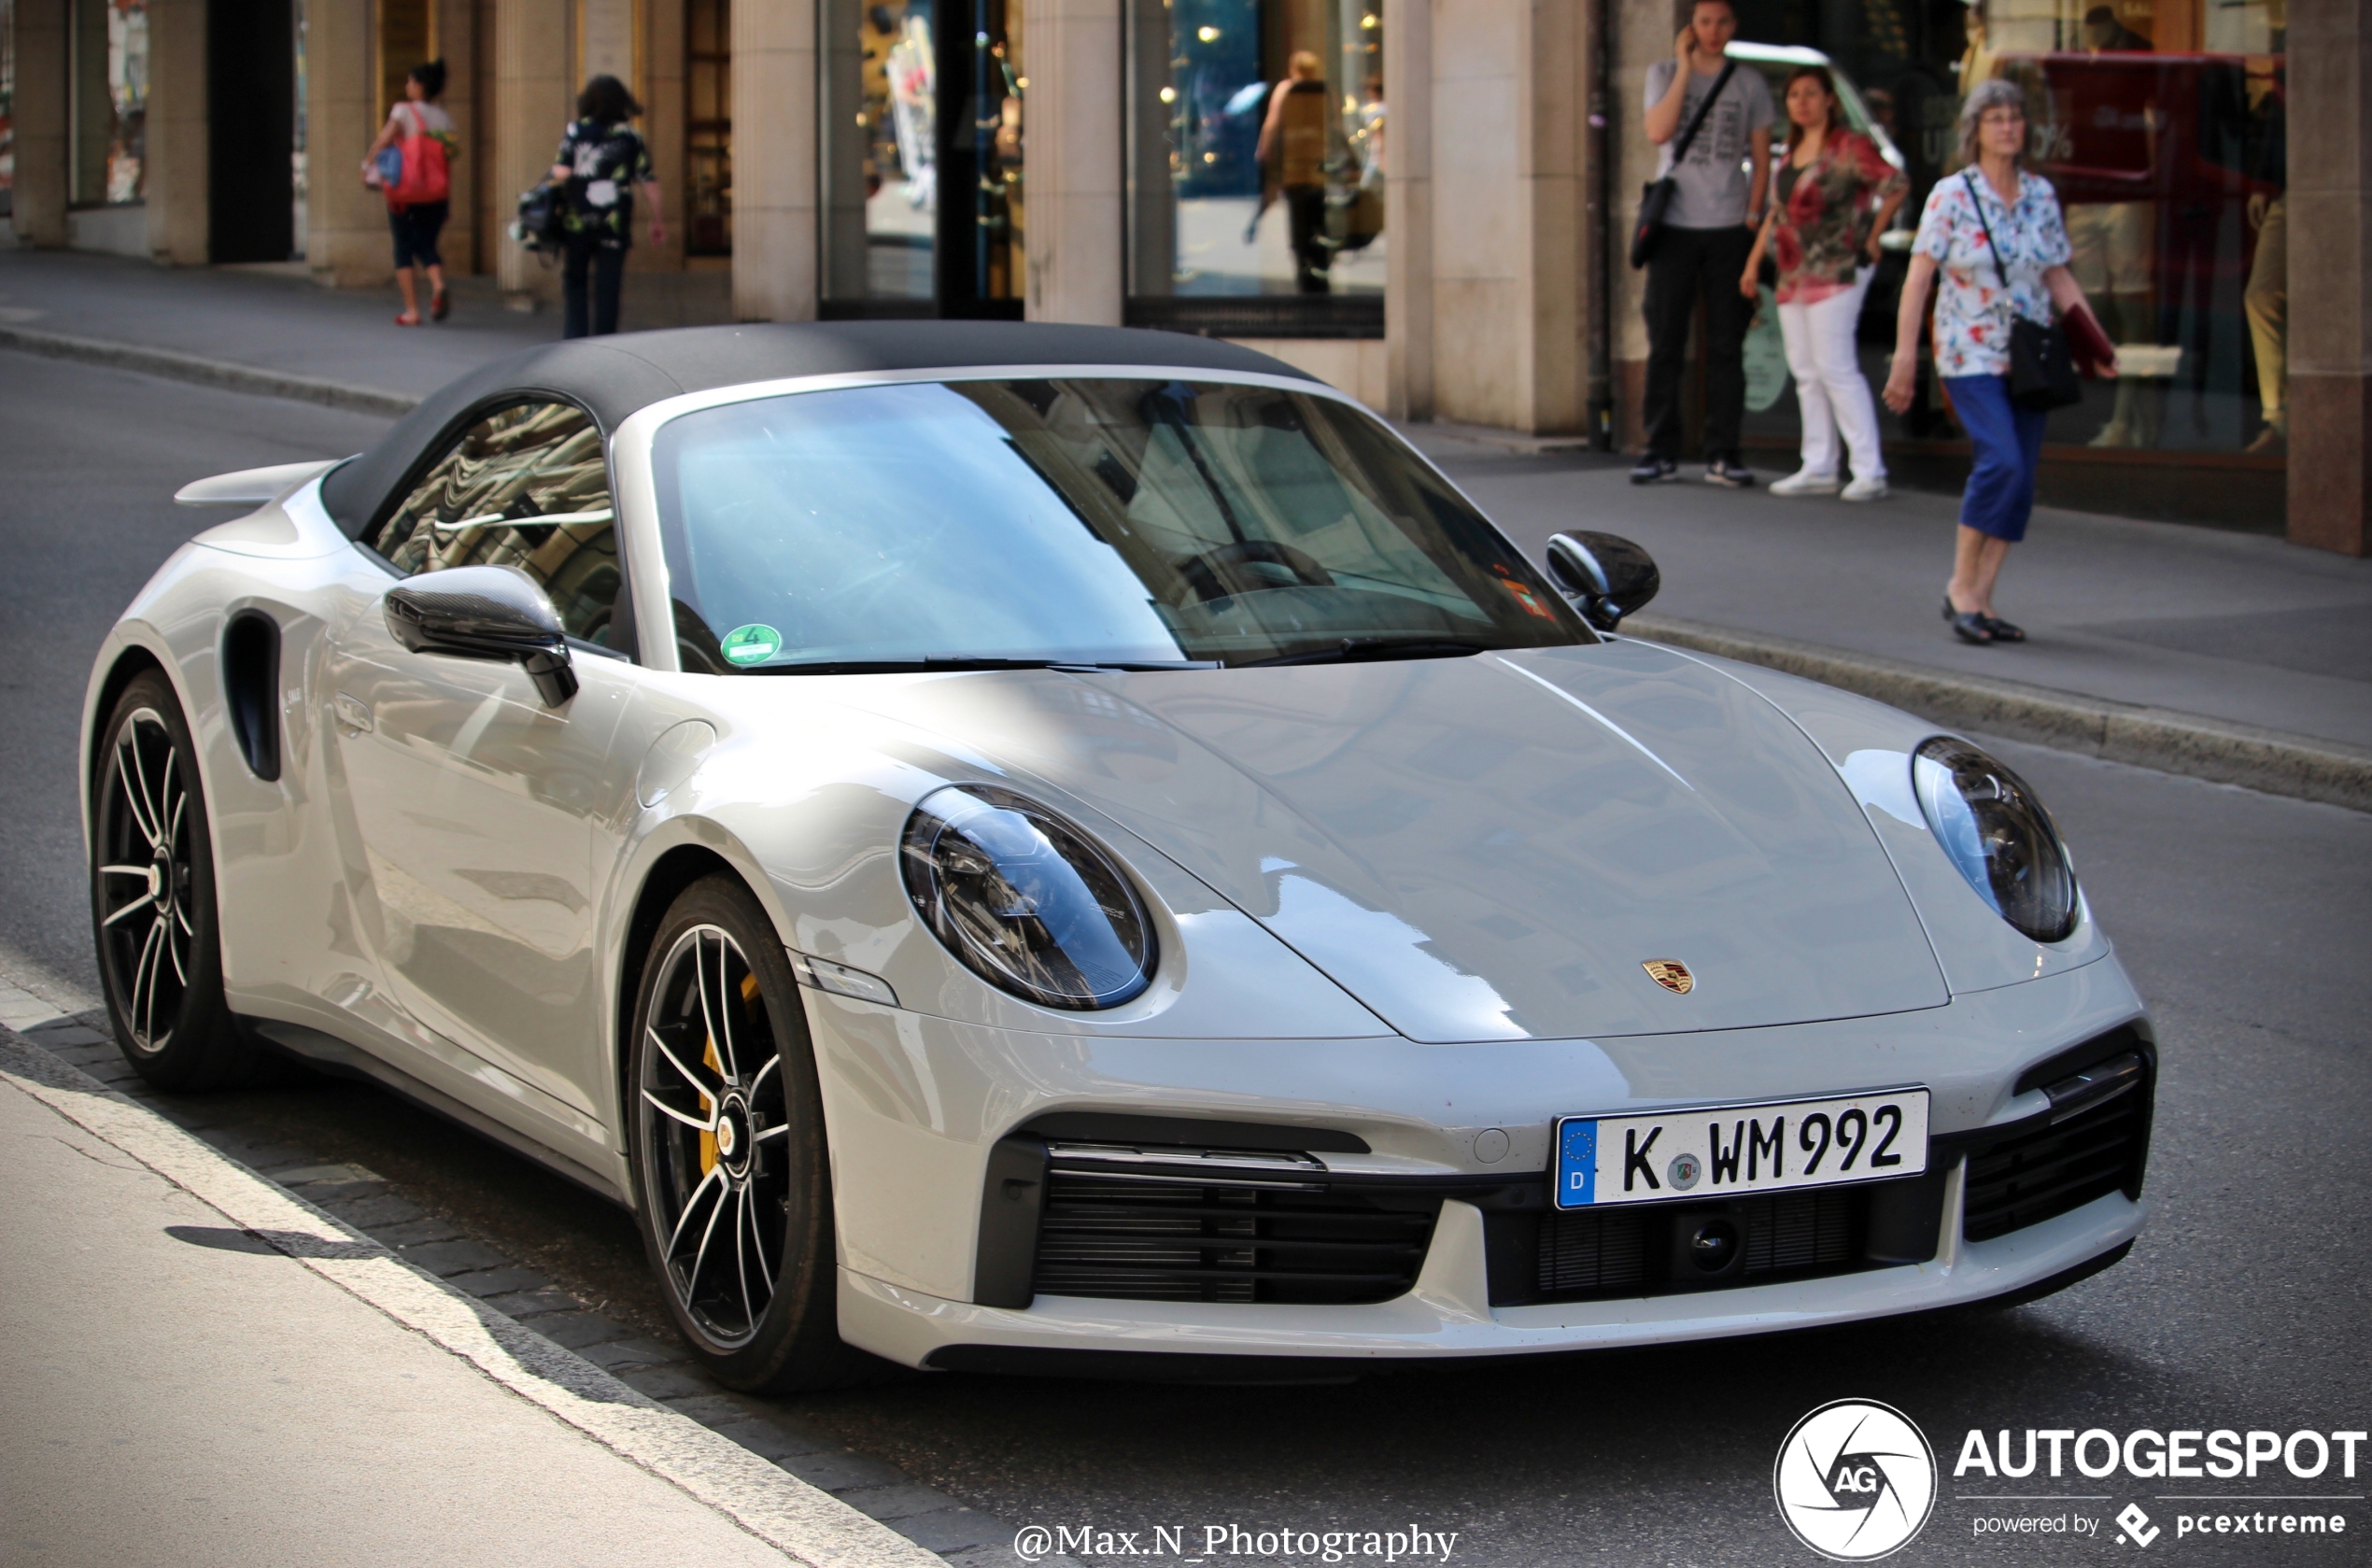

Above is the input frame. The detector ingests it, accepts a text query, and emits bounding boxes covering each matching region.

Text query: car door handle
[333,692,374,735]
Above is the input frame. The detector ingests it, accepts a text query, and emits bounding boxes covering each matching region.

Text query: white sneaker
[1769,470,1843,497]
[1841,476,1889,501]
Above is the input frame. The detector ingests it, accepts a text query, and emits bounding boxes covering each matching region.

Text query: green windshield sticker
[719,624,784,666]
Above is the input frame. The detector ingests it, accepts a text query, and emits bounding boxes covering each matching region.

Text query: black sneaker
[1704,459,1757,488]
[1629,457,1680,485]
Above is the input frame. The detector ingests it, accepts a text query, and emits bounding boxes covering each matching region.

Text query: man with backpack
[361,60,458,327]
[1632,0,1774,487]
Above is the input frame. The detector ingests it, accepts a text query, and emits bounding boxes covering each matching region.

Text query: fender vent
[222,611,282,781]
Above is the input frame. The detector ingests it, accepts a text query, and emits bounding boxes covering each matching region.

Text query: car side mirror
[1545,532,1660,632]
[384,564,579,706]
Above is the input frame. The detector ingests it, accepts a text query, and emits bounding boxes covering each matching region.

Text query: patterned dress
[1769,131,1907,305]
[1913,167,2073,378]
[556,120,656,249]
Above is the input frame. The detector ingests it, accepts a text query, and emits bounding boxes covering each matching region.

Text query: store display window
[1729,0,2284,523]
[821,0,1024,317]
[686,0,731,256]
[70,0,146,207]
[1123,0,1384,337]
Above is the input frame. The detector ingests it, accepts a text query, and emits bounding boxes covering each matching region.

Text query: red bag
[2065,303,2118,379]
[386,105,452,208]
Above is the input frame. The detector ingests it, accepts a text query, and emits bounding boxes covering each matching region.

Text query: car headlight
[900,784,1156,1010]
[1912,738,2079,942]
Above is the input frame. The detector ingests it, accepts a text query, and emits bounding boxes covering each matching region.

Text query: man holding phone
[1634,0,1775,487]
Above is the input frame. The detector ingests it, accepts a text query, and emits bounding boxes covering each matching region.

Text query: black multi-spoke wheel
[91,670,263,1088]
[628,876,857,1390]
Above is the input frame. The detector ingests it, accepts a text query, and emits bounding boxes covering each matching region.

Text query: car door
[319,398,642,1132]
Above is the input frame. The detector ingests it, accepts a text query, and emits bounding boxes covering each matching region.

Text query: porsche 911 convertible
[86,322,2153,1389]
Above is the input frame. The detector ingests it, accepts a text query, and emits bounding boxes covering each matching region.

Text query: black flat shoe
[1948,610,1994,645]
[1979,614,2026,642]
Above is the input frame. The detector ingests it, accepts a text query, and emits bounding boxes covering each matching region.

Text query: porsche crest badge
[1643,959,1695,995]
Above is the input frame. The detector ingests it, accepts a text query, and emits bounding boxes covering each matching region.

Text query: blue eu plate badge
[1558,1119,1598,1207]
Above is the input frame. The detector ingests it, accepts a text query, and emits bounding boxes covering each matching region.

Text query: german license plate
[1553,1089,1929,1209]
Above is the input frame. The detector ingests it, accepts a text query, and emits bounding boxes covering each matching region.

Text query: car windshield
[649,377,1592,672]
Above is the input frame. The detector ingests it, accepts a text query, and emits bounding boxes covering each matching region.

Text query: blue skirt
[1945,373,2048,544]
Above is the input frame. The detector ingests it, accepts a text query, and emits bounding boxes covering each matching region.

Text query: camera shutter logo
[1772,1400,1937,1561]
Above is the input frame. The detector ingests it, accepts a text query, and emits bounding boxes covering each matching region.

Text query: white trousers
[1777,269,1885,482]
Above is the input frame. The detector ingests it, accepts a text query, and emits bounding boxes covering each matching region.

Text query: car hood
[868,640,1948,1042]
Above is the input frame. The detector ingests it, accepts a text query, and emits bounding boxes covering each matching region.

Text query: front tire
[627,875,861,1391]
[91,670,268,1089]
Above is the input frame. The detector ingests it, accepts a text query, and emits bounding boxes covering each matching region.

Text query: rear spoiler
[175,458,346,508]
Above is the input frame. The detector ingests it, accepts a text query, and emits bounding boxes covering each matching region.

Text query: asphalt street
[3,348,2367,1566]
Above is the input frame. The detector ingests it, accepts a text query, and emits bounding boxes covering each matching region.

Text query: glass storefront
[821,0,1024,315]
[686,0,731,255]
[70,0,145,207]
[1124,0,1384,335]
[1733,0,2287,517]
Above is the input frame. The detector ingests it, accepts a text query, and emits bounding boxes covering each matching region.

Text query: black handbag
[1629,61,1738,270]
[1964,170,2082,411]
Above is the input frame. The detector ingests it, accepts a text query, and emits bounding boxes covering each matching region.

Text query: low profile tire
[90,669,269,1089]
[628,875,866,1391]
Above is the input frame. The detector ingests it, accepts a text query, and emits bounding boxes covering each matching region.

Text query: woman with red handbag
[361,61,457,327]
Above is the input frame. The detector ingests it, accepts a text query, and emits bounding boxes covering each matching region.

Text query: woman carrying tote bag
[1883,78,2114,646]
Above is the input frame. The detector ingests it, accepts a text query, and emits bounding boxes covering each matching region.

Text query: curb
[1627,613,2372,814]
[0,1025,954,1568]
[0,322,422,418]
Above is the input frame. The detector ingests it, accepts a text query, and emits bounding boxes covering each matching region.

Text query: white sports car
[85,324,2153,1389]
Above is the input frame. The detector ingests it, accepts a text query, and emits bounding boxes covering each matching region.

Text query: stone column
[1021,0,1122,325]
[432,0,481,275]
[1383,0,1433,419]
[731,0,820,321]
[496,0,571,305]
[2285,0,2371,556]
[637,0,691,275]
[305,0,391,285]
[144,0,209,264]
[1607,0,1668,453]
[1417,0,1587,433]
[9,0,69,247]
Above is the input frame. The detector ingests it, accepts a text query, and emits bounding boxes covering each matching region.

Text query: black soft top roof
[319,320,1320,539]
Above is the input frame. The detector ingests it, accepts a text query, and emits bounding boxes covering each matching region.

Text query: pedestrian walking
[1741,65,1907,501]
[551,76,666,339]
[1882,78,2115,646]
[1632,0,1775,488]
[1255,52,1333,294]
[361,60,457,328]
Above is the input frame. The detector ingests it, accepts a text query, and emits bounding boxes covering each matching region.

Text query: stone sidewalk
[6,244,2366,806]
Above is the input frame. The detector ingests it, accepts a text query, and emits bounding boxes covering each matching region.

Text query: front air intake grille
[1962,1077,2151,1243]
[1524,1186,1869,1303]
[1033,1168,1446,1306]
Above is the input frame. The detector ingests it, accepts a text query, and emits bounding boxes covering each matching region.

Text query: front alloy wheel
[629,877,859,1389]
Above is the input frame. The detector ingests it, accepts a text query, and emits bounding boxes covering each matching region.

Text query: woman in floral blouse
[1741,67,1907,501]
[1883,78,2114,645]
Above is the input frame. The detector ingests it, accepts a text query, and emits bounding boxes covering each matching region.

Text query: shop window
[686,0,731,255]
[70,0,146,206]
[3,0,17,213]
[820,0,1024,317]
[1123,0,1384,338]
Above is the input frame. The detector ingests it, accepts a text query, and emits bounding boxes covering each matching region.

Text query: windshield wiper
[1235,637,1496,669]
[751,656,1221,675]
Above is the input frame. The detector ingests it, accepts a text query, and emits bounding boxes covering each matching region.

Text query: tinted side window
[376,401,628,651]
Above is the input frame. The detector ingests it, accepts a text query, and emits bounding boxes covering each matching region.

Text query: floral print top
[1769,131,1907,305]
[1913,167,2072,378]
[556,120,656,247]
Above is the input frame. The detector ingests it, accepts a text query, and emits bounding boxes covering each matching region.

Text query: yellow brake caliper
[698,971,764,1177]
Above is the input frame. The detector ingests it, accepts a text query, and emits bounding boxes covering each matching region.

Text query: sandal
[1943,596,1993,645]
[394,313,420,327]
[1979,614,2026,643]
[431,290,450,322]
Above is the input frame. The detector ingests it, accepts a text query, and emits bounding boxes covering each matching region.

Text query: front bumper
[806,954,2152,1368]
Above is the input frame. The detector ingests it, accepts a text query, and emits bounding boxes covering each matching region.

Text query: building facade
[6,0,2365,554]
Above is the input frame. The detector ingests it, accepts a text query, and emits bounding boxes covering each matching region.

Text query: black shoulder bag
[1964,170,2081,410]
[1629,60,1738,270]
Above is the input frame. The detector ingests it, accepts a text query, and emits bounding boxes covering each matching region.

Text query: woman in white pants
[1742,67,1907,500]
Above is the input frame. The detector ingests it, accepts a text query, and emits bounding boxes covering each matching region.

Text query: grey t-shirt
[1645,57,1776,229]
